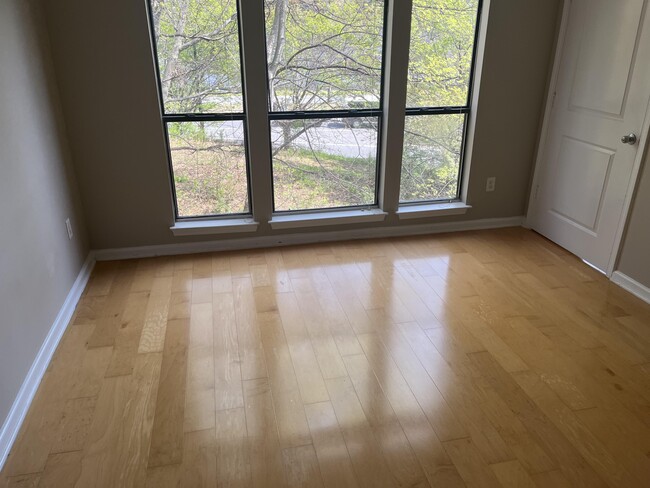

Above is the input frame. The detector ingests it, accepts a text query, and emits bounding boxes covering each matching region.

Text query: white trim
[397,202,471,220]
[609,102,650,275]
[611,271,650,304]
[269,208,387,230]
[93,216,524,261]
[524,0,571,230]
[0,254,95,470]
[170,218,259,236]
[459,0,490,203]
[525,0,650,277]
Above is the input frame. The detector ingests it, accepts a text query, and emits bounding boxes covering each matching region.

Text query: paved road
[205,120,377,159]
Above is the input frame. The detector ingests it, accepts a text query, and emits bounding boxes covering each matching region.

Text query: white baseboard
[611,271,650,305]
[0,254,96,470]
[93,216,524,261]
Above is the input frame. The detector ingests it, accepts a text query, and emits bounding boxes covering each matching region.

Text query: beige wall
[618,150,650,288]
[0,0,88,425]
[42,0,561,249]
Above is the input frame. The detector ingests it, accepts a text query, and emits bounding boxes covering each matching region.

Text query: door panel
[529,0,650,272]
[570,0,644,116]
[549,137,614,232]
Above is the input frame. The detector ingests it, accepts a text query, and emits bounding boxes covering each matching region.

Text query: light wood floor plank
[469,350,609,488]
[359,324,468,443]
[263,249,293,293]
[291,277,347,380]
[212,256,234,294]
[282,445,324,488]
[276,292,329,404]
[307,270,364,357]
[3,228,650,487]
[342,354,431,488]
[50,396,97,454]
[514,369,642,488]
[304,401,359,488]
[233,277,268,381]
[215,407,251,488]
[3,474,40,487]
[356,334,465,487]
[2,326,94,477]
[181,428,218,486]
[243,378,287,488]
[442,437,502,488]
[490,460,537,488]
[76,352,162,487]
[324,376,396,488]
[38,450,83,488]
[104,290,149,377]
[148,318,189,468]
[213,292,244,411]
[398,321,514,465]
[138,276,173,353]
[185,302,215,433]
[87,265,136,348]
[531,469,574,488]
[257,311,312,449]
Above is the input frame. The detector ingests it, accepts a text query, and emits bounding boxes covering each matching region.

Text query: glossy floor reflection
[2,228,650,487]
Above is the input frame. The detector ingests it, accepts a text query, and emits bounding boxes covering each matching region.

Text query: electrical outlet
[486,177,496,192]
[65,218,73,240]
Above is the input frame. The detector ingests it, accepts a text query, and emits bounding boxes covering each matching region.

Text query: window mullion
[378,0,413,214]
[238,0,274,226]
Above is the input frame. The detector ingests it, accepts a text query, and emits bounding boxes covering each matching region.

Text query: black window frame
[145,0,485,223]
[262,0,390,215]
[146,0,254,221]
[400,0,484,207]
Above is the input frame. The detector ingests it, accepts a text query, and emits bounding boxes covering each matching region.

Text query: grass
[170,137,249,217]
[169,134,456,216]
[170,136,376,215]
[272,147,375,211]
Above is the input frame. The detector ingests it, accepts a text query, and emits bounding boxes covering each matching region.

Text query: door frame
[525,0,650,277]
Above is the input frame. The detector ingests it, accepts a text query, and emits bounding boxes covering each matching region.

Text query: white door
[528,0,650,273]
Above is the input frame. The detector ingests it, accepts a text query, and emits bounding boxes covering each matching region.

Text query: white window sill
[170,218,259,236]
[397,202,471,220]
[270,208,387,230]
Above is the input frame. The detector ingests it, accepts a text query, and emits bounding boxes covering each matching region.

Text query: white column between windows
[238,0,274,227]
[378,0,412,214]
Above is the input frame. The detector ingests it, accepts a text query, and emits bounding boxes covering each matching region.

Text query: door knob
[621,133,638,145]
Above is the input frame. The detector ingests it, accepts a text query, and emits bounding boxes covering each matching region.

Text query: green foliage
[400,114,465,202]
[152,0,480,214]
[152,0,243,113]
[273,147,376,211]
[266,0,384,111]
[408,0,479,107]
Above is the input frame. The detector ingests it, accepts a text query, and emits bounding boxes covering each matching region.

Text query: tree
[152,0,242,113]
[151,0,479,214]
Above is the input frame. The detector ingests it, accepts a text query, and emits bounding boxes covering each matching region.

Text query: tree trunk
[161,0,190,100]
[152,0,165,35]
[267,0,289,112]
[281,121,292,148]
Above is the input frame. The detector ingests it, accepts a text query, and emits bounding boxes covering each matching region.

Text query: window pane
[406,0,479,108]
[264,0,385,112]
[168,121,249,217]
[271,117,378,211]
[400,114,464,202]
[152,0,243,114]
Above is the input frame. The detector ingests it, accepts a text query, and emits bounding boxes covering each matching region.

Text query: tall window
[265,0,386,212]
[150,0,250,218]
[148,0,481,221]
[400,0,481,203]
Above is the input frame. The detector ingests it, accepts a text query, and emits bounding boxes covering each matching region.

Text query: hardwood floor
[2,227,650,487]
